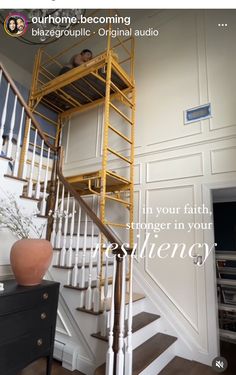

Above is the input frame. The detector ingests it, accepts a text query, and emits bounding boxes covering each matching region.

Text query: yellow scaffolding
[20,9,136,277]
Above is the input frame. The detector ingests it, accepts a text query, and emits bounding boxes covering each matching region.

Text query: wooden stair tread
[61,233,99,237]
[158,356,216,375]
[4,174,27,182]
[53,247,97,251]
[65,276,129,292]
[0,155,12,161]
[95,332,177,375]
[91,311,160,341]
[132,333,177,375]
[20,195,40,202]
[77,292,145,315]
[53,260,114,270]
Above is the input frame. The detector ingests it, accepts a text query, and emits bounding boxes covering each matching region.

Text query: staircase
[0,62,218,374]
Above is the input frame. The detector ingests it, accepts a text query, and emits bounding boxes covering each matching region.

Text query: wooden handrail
[0,62,57,153]
[56,148,123,247]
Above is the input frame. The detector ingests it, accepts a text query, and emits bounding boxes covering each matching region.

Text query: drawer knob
[41,312,47,320]
[37,338,43,346]
[43,292,48,300]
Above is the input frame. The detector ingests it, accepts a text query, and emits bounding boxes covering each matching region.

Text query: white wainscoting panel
[144,184,199,331]
[210,146,236,174]
[146,152,204,183]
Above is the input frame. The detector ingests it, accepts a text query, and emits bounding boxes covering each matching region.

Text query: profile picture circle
[4,13,28,37]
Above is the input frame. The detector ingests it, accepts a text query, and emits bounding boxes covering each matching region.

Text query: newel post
[45,150,58,241]
[113,252,123,372]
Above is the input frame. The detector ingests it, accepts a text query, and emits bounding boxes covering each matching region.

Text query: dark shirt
[59,66,72,75]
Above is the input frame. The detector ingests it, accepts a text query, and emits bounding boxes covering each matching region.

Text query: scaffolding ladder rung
[107,147,132,164]
[109,102,133,125]
[110,81,133,108]
[105,194,131,206]
[108,124,132,144]
[106,170,131,185]
[105,221,127,228]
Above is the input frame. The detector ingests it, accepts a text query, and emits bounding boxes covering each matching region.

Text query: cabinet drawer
[0,331,51,375]
[0,284,58,316]
[0,304,54,344]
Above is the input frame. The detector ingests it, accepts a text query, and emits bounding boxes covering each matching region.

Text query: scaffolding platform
[66,170,131,195]
[32,52,133,117]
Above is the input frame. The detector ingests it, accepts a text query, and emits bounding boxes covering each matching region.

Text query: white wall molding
[63,133,236,177]
[141,133,236,160]
[210,146,236,175]
[56,309,72,337]
[146,152,204,183]
[143,184,200,332]
[54,340,96,374]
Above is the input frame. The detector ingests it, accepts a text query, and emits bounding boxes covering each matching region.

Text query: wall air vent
[184,103,212,124]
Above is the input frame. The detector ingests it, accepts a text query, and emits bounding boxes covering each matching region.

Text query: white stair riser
[50,258,114,284]
[54,235,100,249]
[126,318,163,350]
[17,197,41,214]
[0,177,25,199]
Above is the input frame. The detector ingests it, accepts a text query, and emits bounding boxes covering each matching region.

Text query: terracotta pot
[10,239,53,286]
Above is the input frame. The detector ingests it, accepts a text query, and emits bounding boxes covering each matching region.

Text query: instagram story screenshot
[0,3,236,375]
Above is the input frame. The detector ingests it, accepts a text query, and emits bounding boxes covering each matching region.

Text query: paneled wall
[62,10,236,363]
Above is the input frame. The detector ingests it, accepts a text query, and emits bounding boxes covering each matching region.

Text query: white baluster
[93,200,101,313]
[101,252,109,337]
[116,257,126,374]
[125,256,133,375]
[13,107,24,177]
[22,119,31,180]
[67,197,75,268]
[60,191,70,266]
[106,259,117,375]
[93,236,101,313]
[51,179,60,247]
[79,212,88,289]
[6,94,17,159]
[40,147,50,215]
[72,206,81,287]
[0,83,10,154]
[56,185,65,251]
[85,198,95,310]
[27,128,38,197]
[35,139,44,199]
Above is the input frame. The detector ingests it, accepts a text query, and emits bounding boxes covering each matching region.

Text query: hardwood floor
[17,358,85,375]
[16,341,236,375]
[159,356,232,375]
[159,341,236,375]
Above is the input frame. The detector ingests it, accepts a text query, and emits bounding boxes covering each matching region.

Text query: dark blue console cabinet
[0,279,60,375]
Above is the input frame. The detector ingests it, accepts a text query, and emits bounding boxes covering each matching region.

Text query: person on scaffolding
[59,49,93,75]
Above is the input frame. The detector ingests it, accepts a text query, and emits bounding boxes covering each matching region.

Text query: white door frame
[202,179,236,360]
